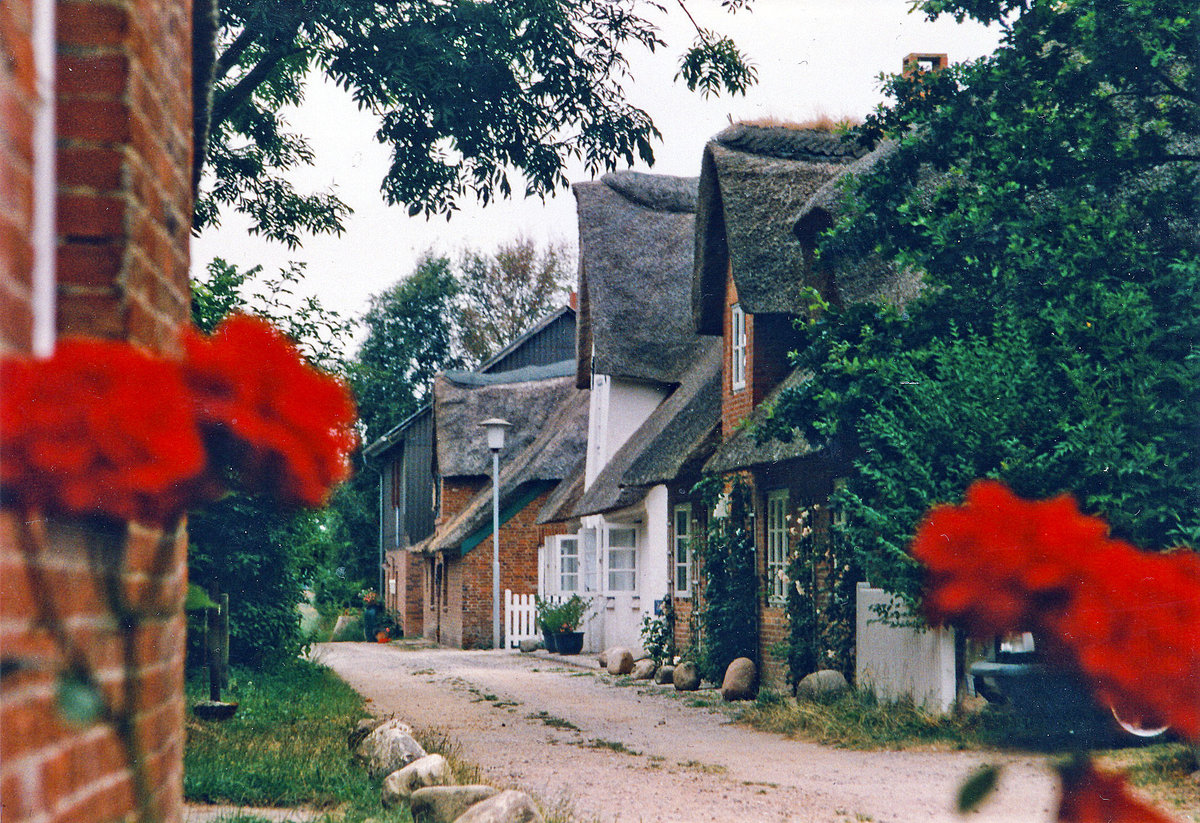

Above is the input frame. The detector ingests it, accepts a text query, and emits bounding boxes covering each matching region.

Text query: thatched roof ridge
[417,387,590,555]
[573,340,721,518]
[704,367,816,474]
[434,373,577,478]
[443,359,573,387]
[694,126,864,334]
[574,172,706,387]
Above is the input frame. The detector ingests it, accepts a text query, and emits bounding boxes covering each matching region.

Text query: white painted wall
[584,375,668,486]
[855,583,956,713]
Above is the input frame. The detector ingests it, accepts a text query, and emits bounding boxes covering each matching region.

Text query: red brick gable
[720,268,799,440]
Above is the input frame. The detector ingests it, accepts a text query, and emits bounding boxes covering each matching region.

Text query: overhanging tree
[769,0,1199,604]
[192,0,757,246]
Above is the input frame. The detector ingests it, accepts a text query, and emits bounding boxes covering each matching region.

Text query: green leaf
[56,673,104,726]
[185,583,219,611]
[957,764,1001,814]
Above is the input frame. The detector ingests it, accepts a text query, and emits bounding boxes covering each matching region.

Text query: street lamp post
[479,418,511,650]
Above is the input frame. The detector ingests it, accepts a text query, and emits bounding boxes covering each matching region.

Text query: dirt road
[315,642,1059,823]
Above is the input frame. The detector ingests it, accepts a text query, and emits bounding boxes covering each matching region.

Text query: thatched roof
[573,340,722,518]
[622,340,722,487]
[704,367,816,474]
[536,458,587,525]
[790,141,923,308]
[574,171,707,388]
[417,387,590,555]
[694,125,866,334]
[434,365,577,478]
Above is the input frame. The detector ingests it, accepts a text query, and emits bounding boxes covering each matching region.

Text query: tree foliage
[456,237,573,367]
[188,259,355,667]
[193,0,757,244]
[350,254,462,445]
[769,0,1199,605]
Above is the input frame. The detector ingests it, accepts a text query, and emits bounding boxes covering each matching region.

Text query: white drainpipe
[31,0,56,356]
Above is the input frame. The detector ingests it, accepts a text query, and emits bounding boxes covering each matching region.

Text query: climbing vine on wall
[785,504,859,690]
[692,474,758,683]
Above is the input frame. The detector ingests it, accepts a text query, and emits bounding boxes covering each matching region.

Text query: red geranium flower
[1057,759,1178,823]
[0,339,208,524]
[912,480,1200,741]
[183,315,357,507]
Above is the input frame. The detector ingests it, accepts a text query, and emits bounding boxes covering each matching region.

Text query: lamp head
[478,417,512,452]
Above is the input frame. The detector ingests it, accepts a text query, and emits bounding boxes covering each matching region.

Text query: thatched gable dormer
[573,171,706,389]
[693,124,867,334]
[791,141,922,308]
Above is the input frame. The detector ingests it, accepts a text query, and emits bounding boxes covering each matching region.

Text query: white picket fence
[505,590,561,648]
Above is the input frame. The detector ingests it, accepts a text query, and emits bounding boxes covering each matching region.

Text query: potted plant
[535,594,591,655]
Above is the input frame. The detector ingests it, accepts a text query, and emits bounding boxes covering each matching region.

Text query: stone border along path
[314,642,1069,823]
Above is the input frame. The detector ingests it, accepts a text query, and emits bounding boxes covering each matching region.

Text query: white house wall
[585,375,668,486]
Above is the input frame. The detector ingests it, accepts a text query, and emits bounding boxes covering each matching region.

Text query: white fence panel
[505,590,539,648]
[856,582,956,713]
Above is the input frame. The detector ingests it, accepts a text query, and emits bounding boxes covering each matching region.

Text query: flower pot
[362,604,381,641]
[553,631,584,655]
[542,631,559,653]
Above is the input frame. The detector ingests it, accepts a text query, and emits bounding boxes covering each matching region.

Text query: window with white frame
[766,490,789,605]
[730,303,747,391]
[558,536,580,593]
[832,478,847,528]
[607,527,637,591]
[673,504,693,596]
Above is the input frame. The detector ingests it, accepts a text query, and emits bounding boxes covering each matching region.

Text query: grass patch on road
[737,689,1008,750]
[184,659,409,822]
[582,738,641,756]
[528,711,581,732]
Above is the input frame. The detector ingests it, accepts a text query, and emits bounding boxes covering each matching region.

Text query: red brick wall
[722,272,752,438]
[385,548,424,637]
[56,0,193,352]
[1,1,193,821]
[0,0,36,353]
[721,271,797,439]
[458,487,567,649]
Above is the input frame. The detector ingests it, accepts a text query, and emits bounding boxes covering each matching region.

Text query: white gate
[504,590,539,648]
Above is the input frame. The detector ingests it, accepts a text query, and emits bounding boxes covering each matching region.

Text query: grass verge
[736,689,1009,750]
[184,659,409,822]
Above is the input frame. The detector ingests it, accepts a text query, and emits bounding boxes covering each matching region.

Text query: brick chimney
[903,53,949,77]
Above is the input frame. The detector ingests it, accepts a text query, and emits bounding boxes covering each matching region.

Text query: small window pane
[559,537,579,593]
[766,491,789,605]
[673,504,692,596]
[607,528,637,592]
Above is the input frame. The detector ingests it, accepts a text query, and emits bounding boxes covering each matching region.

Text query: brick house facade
[413,368,588,649]
[2,1,194,820]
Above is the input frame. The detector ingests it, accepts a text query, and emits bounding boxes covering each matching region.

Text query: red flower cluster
[184,316,356,507]
[1,339,208,524]
[912,480,1200,741]
[1,316,357,525]
[1056,760,1177,823]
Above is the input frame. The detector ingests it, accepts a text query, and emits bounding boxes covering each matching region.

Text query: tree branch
[214,28,259,84]
[209,45,305,132]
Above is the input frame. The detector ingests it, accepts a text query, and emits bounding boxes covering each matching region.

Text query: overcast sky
[190,1,1002,337]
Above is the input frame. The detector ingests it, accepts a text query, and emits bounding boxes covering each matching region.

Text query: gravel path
[314,642,1060,823]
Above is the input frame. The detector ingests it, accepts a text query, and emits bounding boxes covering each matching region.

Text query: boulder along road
[315,642,1059,823]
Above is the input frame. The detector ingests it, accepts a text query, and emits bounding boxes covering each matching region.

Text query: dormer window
[730,303,747,391]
